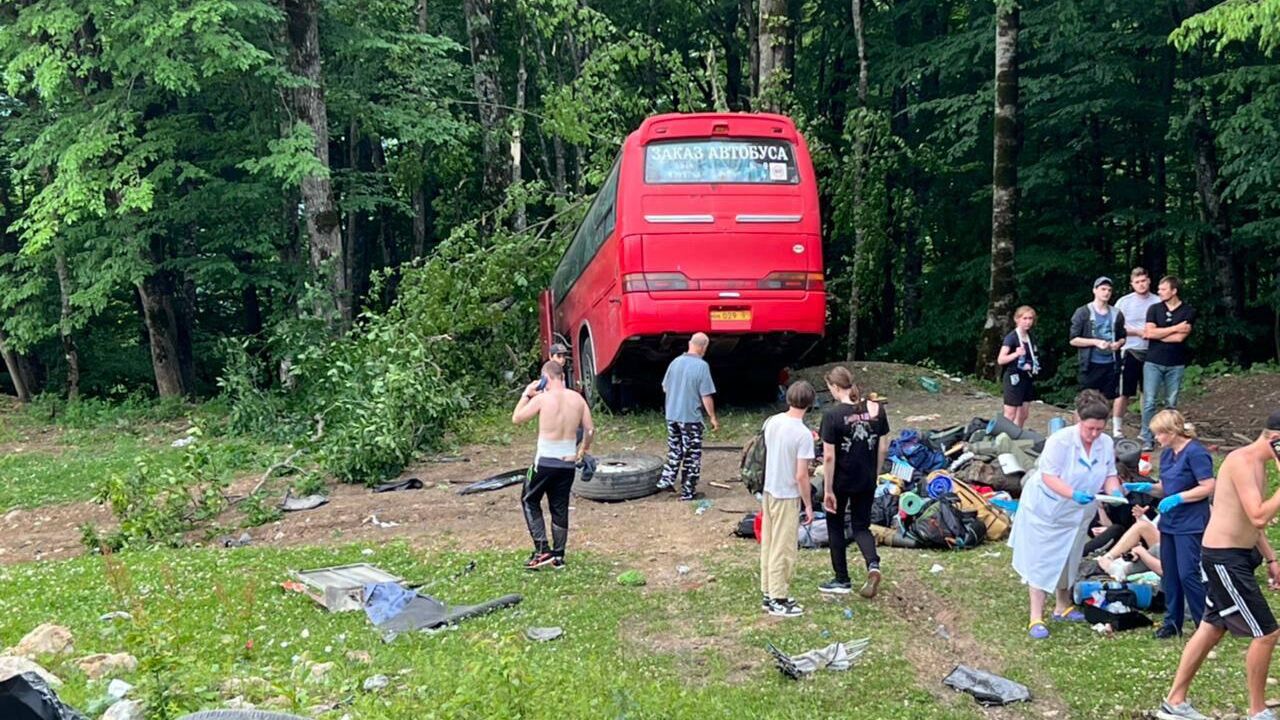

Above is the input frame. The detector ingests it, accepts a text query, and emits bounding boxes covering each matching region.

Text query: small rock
[107,678,134,699]
[345,650,372,664]
[12,623,74,657]
[306,660,336,682]
[224,697,256,710]
[929,564,945,574]
[102,699,144,720]
[220,676,270,695]
[1270,677,1279,687]
[0,655,62,686]
[362,674,390,691]
[76,652,138,680]
[1208,650,1219,660]
[706,575,717,583]
[676,565,690,576]
[361,548,374,556]
[263,695,292,709]
[99,612,133,623]
[934,624,951,641]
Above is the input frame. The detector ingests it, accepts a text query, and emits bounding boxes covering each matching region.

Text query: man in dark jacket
[1069,276,1127,401]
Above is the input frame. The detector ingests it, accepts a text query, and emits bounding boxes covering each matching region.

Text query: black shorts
[1202,547,1279,638]
[1119,351,1145,397]
[1080,362,1119,400]
[1002,370,1035,406]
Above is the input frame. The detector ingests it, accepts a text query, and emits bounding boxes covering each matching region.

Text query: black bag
[734,512,757,538]
[870,492,899,526]
[910,494,983,549]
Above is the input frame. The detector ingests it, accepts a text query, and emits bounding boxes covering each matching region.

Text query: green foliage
[239,491,283,527]
[87,438,231,550]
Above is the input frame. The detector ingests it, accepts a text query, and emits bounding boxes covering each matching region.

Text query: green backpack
[740,418,772,494]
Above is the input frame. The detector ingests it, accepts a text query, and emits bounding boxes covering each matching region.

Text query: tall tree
[844,0,871,360]
[282,0,348,330]
[976,0,1021,379]
[464,0,511,202]
[758,0,791,110]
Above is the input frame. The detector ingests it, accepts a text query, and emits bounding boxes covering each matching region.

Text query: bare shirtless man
[512,360,594,570]
[1157,411,1280,720]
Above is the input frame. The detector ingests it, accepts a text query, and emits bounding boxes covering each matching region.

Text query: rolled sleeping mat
[987,415,1045,446]
[1115,438,1142,472]
[925,472,954,499]
[899,491,926,516]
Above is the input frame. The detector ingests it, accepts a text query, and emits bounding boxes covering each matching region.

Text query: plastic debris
[525,627,564,642]
[929,564,944,574]
[943,665,1031,706]
[693,499,713,515]
[171,436,197,449]
[767,638,871,680]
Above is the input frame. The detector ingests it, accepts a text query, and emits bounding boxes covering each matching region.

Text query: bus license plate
[710,310,751,322]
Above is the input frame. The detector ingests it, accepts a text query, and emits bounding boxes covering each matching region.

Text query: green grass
[0,418,279,512]
[0,544,981,720]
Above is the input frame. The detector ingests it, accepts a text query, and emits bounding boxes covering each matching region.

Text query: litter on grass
[767,639,871,680]
[942,664,1031,706]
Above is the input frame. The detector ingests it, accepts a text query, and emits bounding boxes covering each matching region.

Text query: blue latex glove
[1158,493,1185,514]
[1072,490,1095,506]
[1109,488,1126,498]
[1123,482,1154,494]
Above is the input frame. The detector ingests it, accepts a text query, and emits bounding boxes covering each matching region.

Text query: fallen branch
[246,415,325,499]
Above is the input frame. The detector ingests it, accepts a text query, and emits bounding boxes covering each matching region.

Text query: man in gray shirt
[656,333,720,500]
[1113,267,1162,438]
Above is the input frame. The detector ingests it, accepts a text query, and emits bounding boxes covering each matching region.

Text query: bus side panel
[557,233,624,379]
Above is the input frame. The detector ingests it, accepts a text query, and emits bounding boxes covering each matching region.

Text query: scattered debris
[293,563,403,613]
[919,377,942,393]
[280,492,328,512]
[767,638,870,680]
[457,469,527,496]
[694,499,713,515]
[171,436,197,449]
[0,671,87,719]
[616,570,647,587]
[370,588,523,640]
[676,565,691,576]
[98,612,132,623]
[362,674,390,691]
[929,564,945,574]
[372,478,425,493]
[363,514,400,529]
[218,532,253,548]
[943,664,1032,706]
[905,414,943,423]
[934,625,951,641]
[10,625,74,658]
[525,627,564,642]
[708,481,733,490]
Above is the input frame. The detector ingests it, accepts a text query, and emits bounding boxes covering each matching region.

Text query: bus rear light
[759,272,825,291]
[623,272,694,292]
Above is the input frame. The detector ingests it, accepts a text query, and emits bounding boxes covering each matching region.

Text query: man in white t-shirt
[1114,267,1163,438]
[759,380,816,618]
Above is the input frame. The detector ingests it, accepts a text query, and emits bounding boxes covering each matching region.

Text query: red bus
[538,112,826,407]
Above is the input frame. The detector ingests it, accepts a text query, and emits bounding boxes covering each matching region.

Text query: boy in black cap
[1156,410,1280,720]
[1069,276,1127,401]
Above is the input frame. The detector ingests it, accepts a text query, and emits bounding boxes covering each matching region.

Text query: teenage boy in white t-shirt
[759,380,816,618]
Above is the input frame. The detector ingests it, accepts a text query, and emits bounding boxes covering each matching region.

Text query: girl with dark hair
[1009,390,1123,639]
[817,366,890,599]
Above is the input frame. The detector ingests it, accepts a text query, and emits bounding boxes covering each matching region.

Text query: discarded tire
[573,453,663,502]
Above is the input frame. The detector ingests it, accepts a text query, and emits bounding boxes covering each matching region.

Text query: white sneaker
[1250,709,1277,720]
[766,598,804,618]
[1155,700,1211,720]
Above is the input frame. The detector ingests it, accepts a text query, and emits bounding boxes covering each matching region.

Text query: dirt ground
[1179,371,1280,446]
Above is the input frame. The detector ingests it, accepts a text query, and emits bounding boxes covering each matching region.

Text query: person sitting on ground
[1009,389,1123,640]
[1098,509,1163,579]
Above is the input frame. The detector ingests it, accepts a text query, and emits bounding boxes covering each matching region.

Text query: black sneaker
[760,595,771,613]
[678,492,698,502]
[819,579,853,594]
[550,556,566,570]
[524,551,554,570]
[1153,624,1182,640]
[655,479,674,491]
[766,598,804,618]
[860,568,882,599]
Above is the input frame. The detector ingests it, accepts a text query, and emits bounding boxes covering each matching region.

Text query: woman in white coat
[1010,390,1123,639]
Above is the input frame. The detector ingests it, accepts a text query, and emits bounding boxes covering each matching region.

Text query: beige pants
[760,492,799,599]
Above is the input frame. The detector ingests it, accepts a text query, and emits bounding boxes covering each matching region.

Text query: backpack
[888,429,947,474]
[740,417,773,494]
[949,478,1011,542]
[910,494,985,549]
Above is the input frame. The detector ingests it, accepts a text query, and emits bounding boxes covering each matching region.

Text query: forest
[1,0,1278,476]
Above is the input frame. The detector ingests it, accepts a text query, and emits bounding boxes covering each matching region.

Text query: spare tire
[573,453,663,502]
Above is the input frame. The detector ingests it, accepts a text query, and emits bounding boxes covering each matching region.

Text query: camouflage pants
[658,421,704,496]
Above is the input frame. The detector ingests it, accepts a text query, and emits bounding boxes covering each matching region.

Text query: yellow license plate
[710,310,751,322]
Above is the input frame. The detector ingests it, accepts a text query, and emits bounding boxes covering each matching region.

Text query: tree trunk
[344,116,360,309]
[512,40,527,231]
[976,1,1020,380]
[0,328,34,403]
[282,0,347,332]
[742,0,759,102]
[54,247,80,400]
[136,273,190,398]
[844,0,870,360]
[463,0,510,202]
[758,0,791,110]
[1188,85,1240,317]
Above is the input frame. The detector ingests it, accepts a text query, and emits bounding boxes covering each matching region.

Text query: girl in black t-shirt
[997,305,1040,428]
[818,365,890,599]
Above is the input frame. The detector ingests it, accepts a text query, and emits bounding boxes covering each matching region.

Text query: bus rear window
[644,139,798,184]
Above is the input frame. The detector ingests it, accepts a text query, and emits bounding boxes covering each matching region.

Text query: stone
[12,623,74,657]
[345,650,372,664]
[220,676,271,695]
[0,655,62,686]
[362,674,390,691]
[306,660,336,683]
[102,699,144,720]
[76,652,138,680]
[224,697,256,710]
[107,678,134,699]
[99,612,133,623]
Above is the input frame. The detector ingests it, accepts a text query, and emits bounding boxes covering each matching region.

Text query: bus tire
[578,331,619,410]
[573,453,663,502]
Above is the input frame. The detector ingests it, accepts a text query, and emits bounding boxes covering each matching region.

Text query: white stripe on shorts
[1215,563,1263,637]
